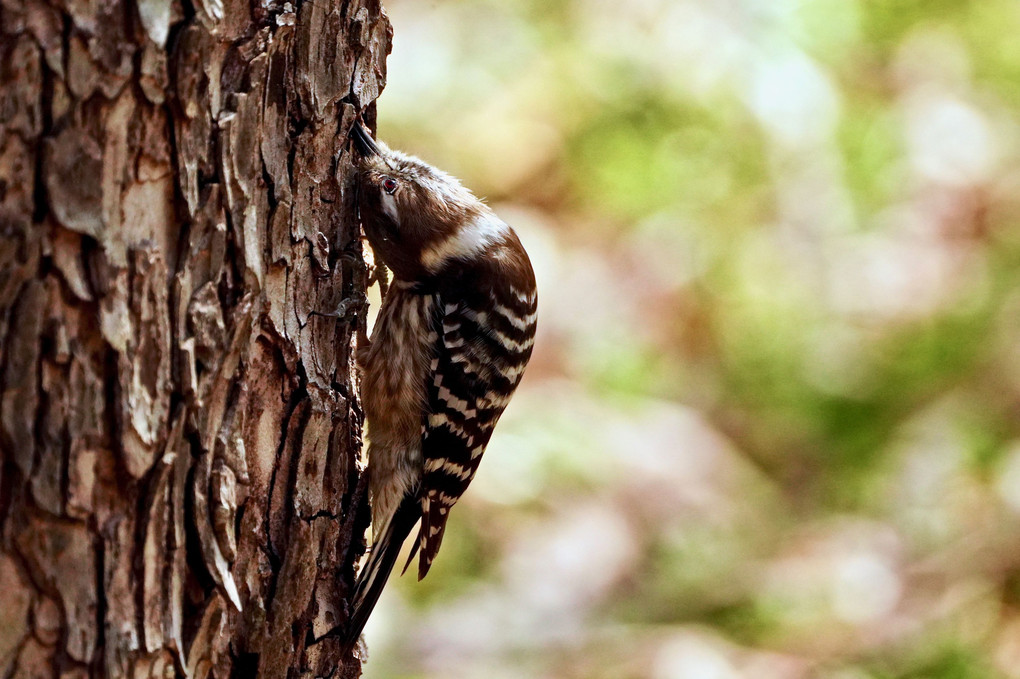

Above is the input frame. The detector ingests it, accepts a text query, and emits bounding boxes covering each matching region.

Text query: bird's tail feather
[342,493,420,652]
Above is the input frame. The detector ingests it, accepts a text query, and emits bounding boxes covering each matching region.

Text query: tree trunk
[0,0,390,675]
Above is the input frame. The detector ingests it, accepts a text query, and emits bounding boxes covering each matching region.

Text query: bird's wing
[414,280,537,579]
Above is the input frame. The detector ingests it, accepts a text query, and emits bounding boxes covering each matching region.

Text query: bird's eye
[382,177,398,194]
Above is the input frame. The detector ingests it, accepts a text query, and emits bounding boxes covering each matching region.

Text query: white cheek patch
[420,212,509,272]
[380,189,400,225]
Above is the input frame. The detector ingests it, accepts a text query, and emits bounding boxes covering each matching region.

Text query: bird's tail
[341,493,420,652]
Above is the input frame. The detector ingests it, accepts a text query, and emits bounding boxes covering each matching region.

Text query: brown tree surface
[0,0,390,675]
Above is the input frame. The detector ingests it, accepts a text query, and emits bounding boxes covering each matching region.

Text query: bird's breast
[361,285,435,452]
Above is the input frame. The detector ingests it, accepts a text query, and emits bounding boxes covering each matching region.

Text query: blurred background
[362,1,1020,677]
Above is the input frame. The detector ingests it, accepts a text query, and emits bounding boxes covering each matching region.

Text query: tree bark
[0,0,390,675]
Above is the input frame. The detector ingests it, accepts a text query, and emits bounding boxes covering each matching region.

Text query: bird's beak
[351,123,381,157]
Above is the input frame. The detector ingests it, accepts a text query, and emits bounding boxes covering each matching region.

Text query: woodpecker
[342,123,537,649]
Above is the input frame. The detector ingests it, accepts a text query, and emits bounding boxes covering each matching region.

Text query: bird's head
[350,124,507,282]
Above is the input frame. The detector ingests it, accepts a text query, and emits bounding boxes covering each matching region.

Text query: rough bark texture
[0,0,391,675]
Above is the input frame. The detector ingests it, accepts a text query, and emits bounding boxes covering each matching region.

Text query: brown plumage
[341,123,538,650]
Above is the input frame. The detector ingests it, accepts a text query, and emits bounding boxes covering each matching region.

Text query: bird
[340,122,538,651]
